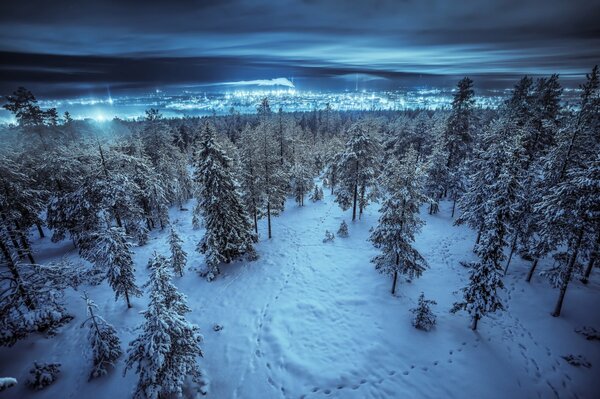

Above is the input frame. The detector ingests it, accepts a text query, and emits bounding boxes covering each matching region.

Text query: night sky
[1,0,599,97]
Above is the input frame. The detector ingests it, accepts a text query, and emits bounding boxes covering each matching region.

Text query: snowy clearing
[1,183,598,399]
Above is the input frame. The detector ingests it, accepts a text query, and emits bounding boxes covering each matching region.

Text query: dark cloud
[0,0,598,96]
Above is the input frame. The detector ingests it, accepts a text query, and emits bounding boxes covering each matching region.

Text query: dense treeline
[0,66,598,393]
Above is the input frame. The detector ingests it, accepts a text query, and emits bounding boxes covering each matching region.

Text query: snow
[1,179,599,398]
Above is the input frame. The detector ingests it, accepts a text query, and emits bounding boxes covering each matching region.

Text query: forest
[0,67,599,398]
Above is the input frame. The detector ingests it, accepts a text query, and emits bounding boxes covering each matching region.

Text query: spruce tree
[80,293,122,380]
[125,253,204,399]
[411,293,437,331]
[291,160,314,206]
[168,226,187,277]
[334,119,380,221]
[194,124,257,280]
[80,227,142,308]
[369,149,427,294]
[337,220,349,238]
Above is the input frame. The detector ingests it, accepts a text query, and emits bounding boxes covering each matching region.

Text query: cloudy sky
[0,0,598,96]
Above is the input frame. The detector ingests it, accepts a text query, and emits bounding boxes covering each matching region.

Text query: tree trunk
[267,201,272,239]
[474,226,482,251]
[552,229,584,317]
[504,234,518,275]
[0,238,35,310]
[451,196,457,218]
[391,270,398,295]
[525,258,539,283]
[36,223,45,239]
[125,290,131,309]
[253,208,258,236]
[471,314,479,331]
[581,232,599,284]
[352,182,358,222]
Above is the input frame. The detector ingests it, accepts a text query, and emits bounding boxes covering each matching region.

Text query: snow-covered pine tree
[337,220,349,238]
[445,77,476,172]
[0,257,76,346]
[79,227,142,308]
[291,160,314,206]
[423,135,449,215]
[254,117,289,238]
[80,293,122,380]
[334,119,380,221]
[310,184,324,202]
[168,226,187,277]
[411,292,437,331]
[369,148,428,294]
[125,253,204,399]
[323,230,335,243]
[453,116,526,329]
[533,66,599,315]
[194,124,257,280]
[239,123,265,235]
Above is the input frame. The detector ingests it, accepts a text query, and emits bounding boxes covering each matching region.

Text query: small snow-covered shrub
[337,220,349,238]
[26,362,61,390]
[310,185,324,202]
[411,293,437,331]
[0,377,17,392]
[575,326,600,341]
[323,230,335,243]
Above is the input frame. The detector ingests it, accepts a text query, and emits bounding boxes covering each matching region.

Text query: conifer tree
[452,127,526,329]
[168,226,187,277]
[80,227,142,308]
[334,119,380,221]
[533,66,599,315]
[337,220,349,238]
[254,117,288,238]
[369,149,427,294]
[411,293,437,331]
[80,294,122,380]
[291,161,314,206]
[194,124,256,280]
[125,253,204,399]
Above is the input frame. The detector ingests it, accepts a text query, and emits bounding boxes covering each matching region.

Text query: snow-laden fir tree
[194,124,257,280]
[337,220,349,238]
[533,66,599,315]
[369,148,428,294]
[239,123,265,235]
[291,160,314,206]
[254,117,289,238]
[323,230,335,243]
[423,134,449,215]
[26,362,60,390]
[125,253,204,399]
[334,119,380,221]
[0,255,76,346]
[310,185,324,202]
[411,293,437,331]
[79,227,142,308]
[168,226,187,277]
[452,120,525,330]
[80,293,122,380]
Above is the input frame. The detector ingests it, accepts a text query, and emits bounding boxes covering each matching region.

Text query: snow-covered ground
[1,181,599,398]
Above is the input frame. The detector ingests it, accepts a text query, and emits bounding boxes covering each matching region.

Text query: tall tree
[80,293,122,380]
[194,124,257,280]
[370,149,427,294]
[334,119,380,221]
[125,253,204,399]
[80,227,142,308]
